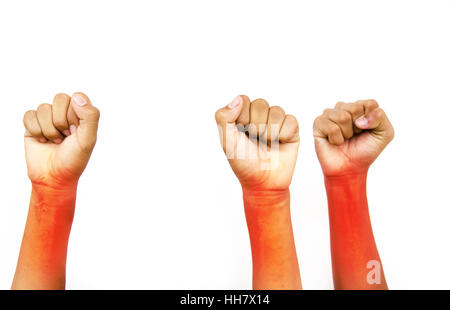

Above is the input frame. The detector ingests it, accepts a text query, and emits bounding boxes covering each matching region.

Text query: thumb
[355,107,394,144]
[70,92,100,151]
[215,95,244,157]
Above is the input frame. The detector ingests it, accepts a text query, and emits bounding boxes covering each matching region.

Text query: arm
[243,189,301,289]
[313,99,394,290]
[13,92,99,289]
[325,173,387,289]
[12,184,76,289]
[215,95,301,289]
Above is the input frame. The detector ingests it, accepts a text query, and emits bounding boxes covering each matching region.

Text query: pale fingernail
[227,96,242,109]
[63,129,71,136]
[39,137,47,143]
[356,116,369,128]
[70,125,77,134]
[53,138,62,144]
[73,94,87,106]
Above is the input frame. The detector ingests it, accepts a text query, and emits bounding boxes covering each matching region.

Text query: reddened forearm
[325,172,387,290]
[12,183,77,290]
[243,188,301,290]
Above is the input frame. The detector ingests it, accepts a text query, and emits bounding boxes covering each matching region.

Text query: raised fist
[215,95,299,190]
[313,100,394,177]
[23,92,100,187]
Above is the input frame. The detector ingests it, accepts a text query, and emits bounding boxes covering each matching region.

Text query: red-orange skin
[12,183,77,290]
[325,172,387,290]
[243,188,301,290]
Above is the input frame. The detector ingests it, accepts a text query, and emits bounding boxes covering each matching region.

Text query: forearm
[12,182,77,290]
[243,188,301,290]
[325,172,387,290]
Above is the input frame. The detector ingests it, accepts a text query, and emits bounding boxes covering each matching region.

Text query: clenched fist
[313,100,394,177]
[23,92,100,187]
[215,95,299,190]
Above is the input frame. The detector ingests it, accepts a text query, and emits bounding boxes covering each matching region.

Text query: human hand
[215,95,299,191]
[313,100,394,177]
[23,92,100,188]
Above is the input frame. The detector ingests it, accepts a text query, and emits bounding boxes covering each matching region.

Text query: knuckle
[240,94,250,102]
[330,125,340,136]
[270,105,285,115]
[349,104,363,115]
[37,103,51,112]
[23,110,35,122]
[313,116,323,128]
[54,93,70,101]
[214,110,223,123]
[252,98,269,109]
[286,114,299,128]
[373,107,385,119]
[376,107,385,115]
[367,99,379,107]
[323,108,332,115]
[337,111,351,123]
[312,119,319,130]
[335,101,345,108]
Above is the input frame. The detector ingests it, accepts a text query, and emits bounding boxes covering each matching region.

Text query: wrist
[324,171,367,189]
[322,163,369,179]
[31,180,78,195]
[324,171,369,216]
[242,187,290,209]
[30,181,77,216]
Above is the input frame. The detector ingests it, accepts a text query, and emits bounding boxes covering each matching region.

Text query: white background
[0,0,449,289]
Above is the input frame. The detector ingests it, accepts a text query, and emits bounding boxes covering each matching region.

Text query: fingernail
[356,116,369,128]
[70,125,77,134]
[73,94,87,106]
[53,138,62,144]
[39,138,47,143]
[63,129,71,136]
[227,96,242,109]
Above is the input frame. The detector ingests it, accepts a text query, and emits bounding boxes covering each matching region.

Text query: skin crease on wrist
[215,95,302,290]
[12,92,100,290]
[313,99,394,290]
